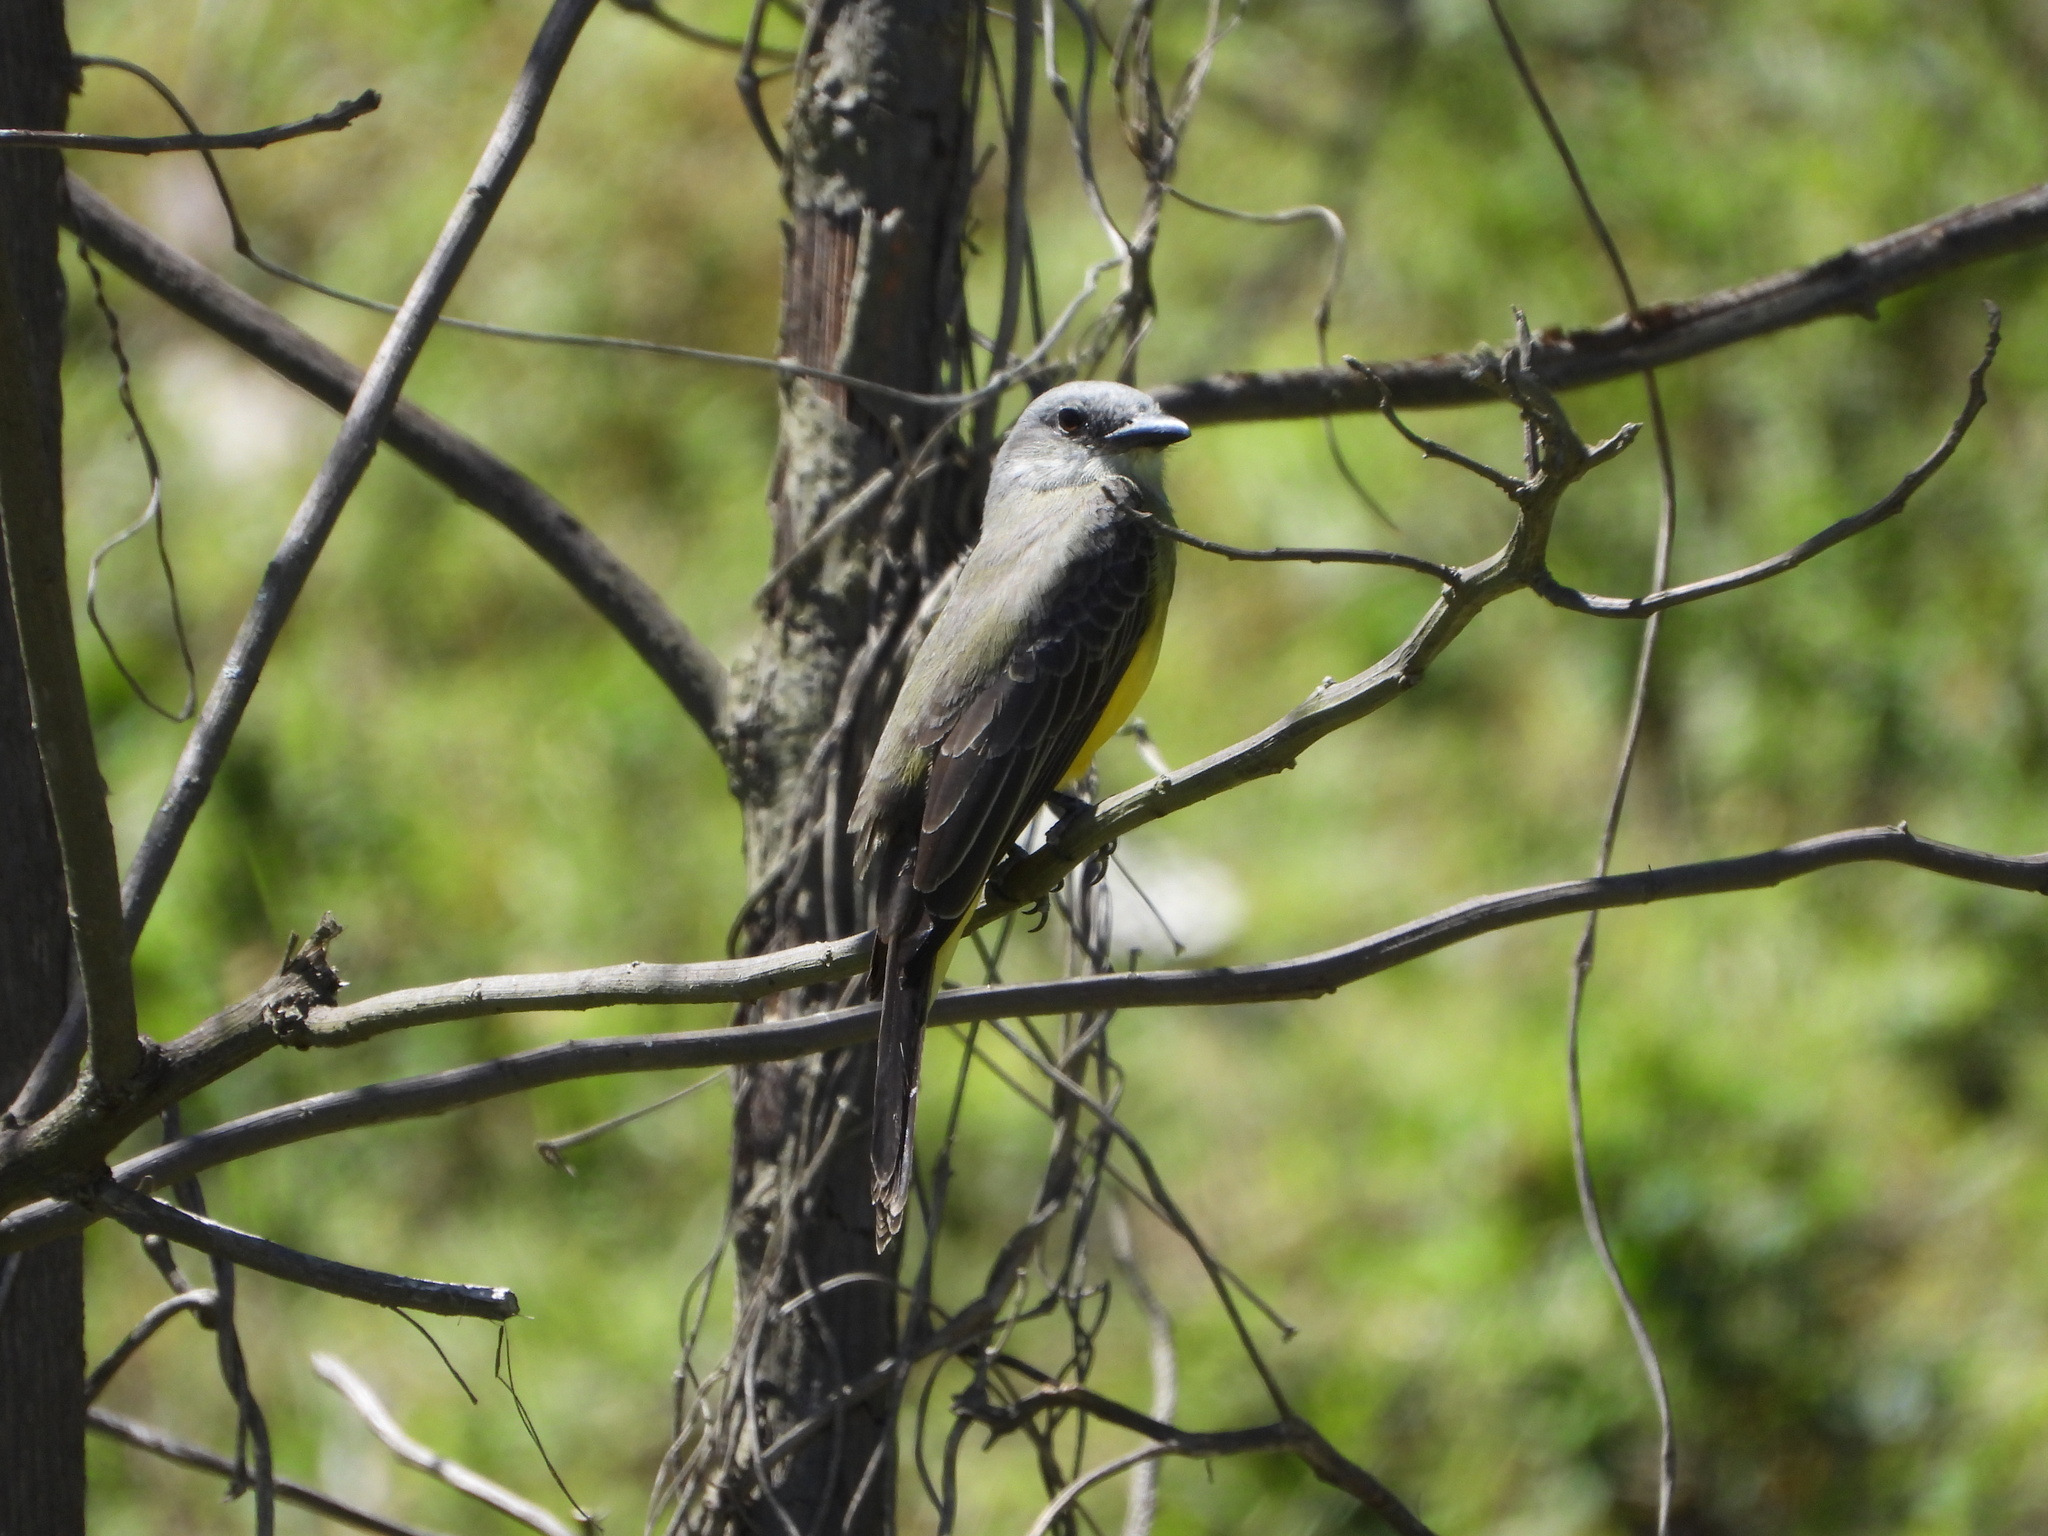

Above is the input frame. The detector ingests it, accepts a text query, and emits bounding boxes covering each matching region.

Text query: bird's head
[995,380,1191,494]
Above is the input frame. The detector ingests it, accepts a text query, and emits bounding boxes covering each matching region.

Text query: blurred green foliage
[51,0,2048,1529]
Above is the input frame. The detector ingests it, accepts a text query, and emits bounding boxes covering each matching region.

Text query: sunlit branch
[312,1355,576,1536]
[1156,177,2048,422]
[5,823,2044,1252]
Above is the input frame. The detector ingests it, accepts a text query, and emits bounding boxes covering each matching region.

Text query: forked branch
[1538,309,2000,618]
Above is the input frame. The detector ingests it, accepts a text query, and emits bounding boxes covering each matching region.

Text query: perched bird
[850,379,1191,1247]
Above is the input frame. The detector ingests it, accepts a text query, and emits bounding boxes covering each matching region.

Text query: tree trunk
[0,5,86,1534]
[673,2,977,1531]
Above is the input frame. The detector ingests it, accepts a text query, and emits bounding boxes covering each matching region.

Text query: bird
[849,379,1191,1248]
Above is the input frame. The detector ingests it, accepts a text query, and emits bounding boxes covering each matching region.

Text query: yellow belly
[1061,596,1168,787]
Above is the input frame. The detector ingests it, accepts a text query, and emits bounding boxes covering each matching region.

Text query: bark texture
[0,4,85,1534]
[694,1,977,1530]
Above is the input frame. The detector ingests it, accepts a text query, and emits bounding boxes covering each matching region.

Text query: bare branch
[119,0,603,941]
[313,1354,577,1536]
[0,190,141,1086]
[60,175,731,744]
[1145,519,1459,585]
[1537,308,2000,618]
[89,1185,518,1320]
[5,823,2043,1252]
[88,1408,451,1536]
[1156,177,2048,422]
[0,89,378,153]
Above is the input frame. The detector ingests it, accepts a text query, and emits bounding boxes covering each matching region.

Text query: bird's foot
[1045,788,1093,821]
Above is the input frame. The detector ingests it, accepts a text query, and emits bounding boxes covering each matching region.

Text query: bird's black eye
[1055,406,1088,438]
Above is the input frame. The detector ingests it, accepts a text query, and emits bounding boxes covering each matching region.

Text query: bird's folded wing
[912,517,1159,920]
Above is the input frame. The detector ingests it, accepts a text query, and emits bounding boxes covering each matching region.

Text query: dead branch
[60,175,731,743]
[312,1354,576,1536]
[90,1185,518,1320]
[306,933,872,1043]
[1155,177,2048,421]
[88,1407,450,1536]
[5,821,2043,1253]
[0,89,378,152]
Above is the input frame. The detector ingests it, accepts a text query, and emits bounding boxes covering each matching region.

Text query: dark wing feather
[911,516,1160,921]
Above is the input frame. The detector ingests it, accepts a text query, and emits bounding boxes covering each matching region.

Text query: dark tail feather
[871,929,942,1250]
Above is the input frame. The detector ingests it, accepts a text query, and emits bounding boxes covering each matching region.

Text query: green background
[52,0,2048,1529]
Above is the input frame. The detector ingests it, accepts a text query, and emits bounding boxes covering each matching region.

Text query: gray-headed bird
[850,380,1191,1247]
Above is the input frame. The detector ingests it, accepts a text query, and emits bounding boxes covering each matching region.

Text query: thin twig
[1145,517,1458,585]
[166,1148,274,1536]
[1166,185,1392,524]
[535,1070,727,1171]
[313,1353,577,1536]
[1482,0,1679,1521]
[84,1287,218,1403]
[89,1407,450,1536]
[1108,1202,1172,1536]
[70,218,196,721]
[735,0,785,164]
[612,0,794,56]
[0,90,379,152]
